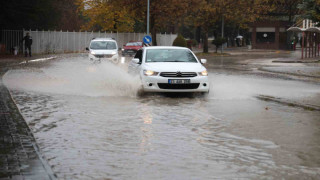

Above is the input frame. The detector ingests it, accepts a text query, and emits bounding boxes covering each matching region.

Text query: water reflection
[139,104,154,156]
[3,55,320,179]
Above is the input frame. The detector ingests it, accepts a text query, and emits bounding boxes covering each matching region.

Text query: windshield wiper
[165,60,184,62]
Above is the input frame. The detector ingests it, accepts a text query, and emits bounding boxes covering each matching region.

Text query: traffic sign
[143,35,152,44]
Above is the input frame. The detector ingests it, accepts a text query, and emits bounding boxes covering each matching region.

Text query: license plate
[168,79,190,84]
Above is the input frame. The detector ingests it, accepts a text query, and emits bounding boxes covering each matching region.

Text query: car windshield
[146,49,198,63]
[90,41,117,50]
[126,42,142,46]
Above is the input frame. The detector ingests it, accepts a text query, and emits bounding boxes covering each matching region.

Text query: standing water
[3,55,320,179]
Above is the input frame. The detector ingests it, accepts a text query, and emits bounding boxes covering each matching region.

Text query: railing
[0,30,23,54]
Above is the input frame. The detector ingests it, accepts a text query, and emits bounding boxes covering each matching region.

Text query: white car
[128,46,210,93]
[87,38,119,63]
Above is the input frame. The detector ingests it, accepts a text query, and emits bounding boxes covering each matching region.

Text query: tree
[76,0,135,32]
[298,0,320,25]
[122,0,201,45]
[265,0,303,24]
[0,0,81,31]
[53,0,83,31]
[0,0,59,30]
[172,34,187,47]
[212,37,226,53]
[188,0,270,53]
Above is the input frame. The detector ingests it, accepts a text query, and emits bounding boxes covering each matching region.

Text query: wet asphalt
[1,51,320,179]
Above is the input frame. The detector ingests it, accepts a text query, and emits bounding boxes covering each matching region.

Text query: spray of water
[3,57,141,97]
[4,56,319,100]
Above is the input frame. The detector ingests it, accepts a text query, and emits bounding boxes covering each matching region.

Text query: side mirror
[200,59,207,64]
[86,47,89,51]
[132,58,140,64]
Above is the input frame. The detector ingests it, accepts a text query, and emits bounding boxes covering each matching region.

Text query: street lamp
[147,0,150,35]
[221,16,224,53]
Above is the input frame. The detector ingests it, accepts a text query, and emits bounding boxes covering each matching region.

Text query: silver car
[87,38,119,63]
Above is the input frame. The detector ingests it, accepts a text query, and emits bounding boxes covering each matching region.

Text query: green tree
[298,0,320,25]
[212,37,227,53]
[188,0,270,53]
[269,0,303,23]
[172,34,187,47]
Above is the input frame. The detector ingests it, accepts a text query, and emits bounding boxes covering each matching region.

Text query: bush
[212,37,227,53]
[187,39,197,46]
[173,34,187,47]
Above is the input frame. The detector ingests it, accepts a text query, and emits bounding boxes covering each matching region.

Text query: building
[249,21,291,50]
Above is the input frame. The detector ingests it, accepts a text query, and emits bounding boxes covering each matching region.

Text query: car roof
[91,38,116,42]
[127,41,142,43]
[143,46,189,50]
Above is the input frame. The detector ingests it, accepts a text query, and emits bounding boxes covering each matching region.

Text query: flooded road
[3,54,320,179]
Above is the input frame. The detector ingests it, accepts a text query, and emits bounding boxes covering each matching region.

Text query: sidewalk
[0,66,55,179]
[259,51,320,78]
[260,66,320,78]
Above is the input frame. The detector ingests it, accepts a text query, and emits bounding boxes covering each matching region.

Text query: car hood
[124,46,141,50]
[90,49,117,54]
[143,62,206,72]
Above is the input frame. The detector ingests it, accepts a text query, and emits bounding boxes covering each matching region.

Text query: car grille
[94,54,113,58]
[158,83,200,89]
[160,72,197,77]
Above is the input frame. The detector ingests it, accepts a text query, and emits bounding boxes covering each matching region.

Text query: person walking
[21,32,32,57]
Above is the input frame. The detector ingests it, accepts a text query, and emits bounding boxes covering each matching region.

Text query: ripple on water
[4,56,320,179]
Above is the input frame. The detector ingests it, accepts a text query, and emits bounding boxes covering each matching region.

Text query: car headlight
[143,70,159,76]
[199,70,208,76]
[90,51,96,55]
[111,51,117,55]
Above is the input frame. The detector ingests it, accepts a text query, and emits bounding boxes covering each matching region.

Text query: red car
[122,42,143,56]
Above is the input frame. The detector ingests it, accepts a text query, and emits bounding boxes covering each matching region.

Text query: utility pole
[221,16,224,53]
[147,0,150,35]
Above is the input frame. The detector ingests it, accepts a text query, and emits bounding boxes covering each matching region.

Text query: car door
[128,49,143,75]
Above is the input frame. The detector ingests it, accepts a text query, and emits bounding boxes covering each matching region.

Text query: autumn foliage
[76,0,135,32]
[74,0,315,52]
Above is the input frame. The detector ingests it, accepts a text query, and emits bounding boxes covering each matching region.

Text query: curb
[258,67,320,79]
[256,95,320,111]
[0,67,56,179]
[272,60,320,63]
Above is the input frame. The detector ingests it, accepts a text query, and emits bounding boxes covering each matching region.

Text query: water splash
[3,57,141,97]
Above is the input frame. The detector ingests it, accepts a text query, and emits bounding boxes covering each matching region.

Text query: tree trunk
[152,29,157,46]
[203,30,208,53]
[196,26,201,43]
[151,15,157,46]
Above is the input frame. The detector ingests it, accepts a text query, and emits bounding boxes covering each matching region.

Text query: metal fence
[0,30,23,54]
[0,30,177,55]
